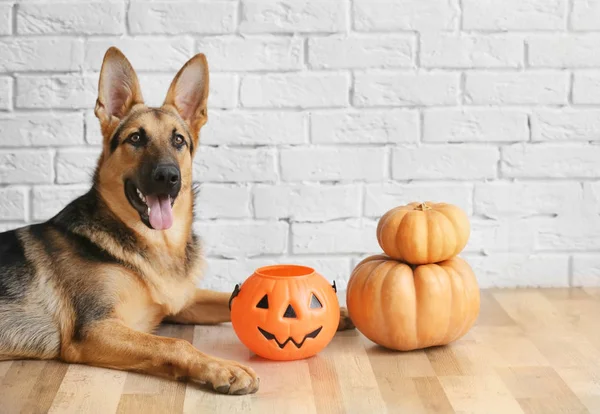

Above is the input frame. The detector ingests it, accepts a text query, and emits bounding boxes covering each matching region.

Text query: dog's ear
[95,47,144,140]
[163,53,209,147]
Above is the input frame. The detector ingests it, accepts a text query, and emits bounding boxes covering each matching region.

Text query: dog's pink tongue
[146,195,173,230]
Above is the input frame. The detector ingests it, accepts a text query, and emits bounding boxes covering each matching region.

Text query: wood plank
[439,375,524,414]
[21,360,70,414]
[497,366,589,414]
[307,341,344,414]
[48,364,127,413]
[0,360,12,380]
[1,360,48,413]
[332,330,386,414]
[183,324,257,413]
[0,289,598,413]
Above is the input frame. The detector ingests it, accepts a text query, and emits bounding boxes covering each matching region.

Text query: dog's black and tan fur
[0,48,353,395]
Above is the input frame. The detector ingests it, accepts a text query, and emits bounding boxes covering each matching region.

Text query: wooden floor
[2,288,600,414]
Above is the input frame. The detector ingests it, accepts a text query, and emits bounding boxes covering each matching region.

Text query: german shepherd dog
[0,48,353,395]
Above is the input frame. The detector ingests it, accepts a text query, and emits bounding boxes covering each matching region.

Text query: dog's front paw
[338,307,355,331]
[201,359,260,395]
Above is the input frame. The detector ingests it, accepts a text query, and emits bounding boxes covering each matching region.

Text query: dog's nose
[153,164,180,189]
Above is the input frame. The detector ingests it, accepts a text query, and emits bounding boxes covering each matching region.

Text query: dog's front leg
[167,289,356,331]
[165,289,232,325]
[61,319,259,395]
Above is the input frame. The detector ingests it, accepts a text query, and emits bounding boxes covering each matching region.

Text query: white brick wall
[1,0,600,290]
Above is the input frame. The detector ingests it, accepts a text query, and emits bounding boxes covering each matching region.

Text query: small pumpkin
[230,265,339,361]
[346,255,479,351]
[377,202,470,265]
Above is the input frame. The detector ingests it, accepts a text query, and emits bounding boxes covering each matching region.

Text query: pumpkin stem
[415,202,432,211]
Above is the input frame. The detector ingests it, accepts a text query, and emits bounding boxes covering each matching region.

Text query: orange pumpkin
[377,202,470,265]
[230,265,339,361]
[346,255,479,351]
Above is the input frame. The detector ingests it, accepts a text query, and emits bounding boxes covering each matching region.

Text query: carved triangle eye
[310,293,322,309]
[256,294,269,309]
[283,304,297,318]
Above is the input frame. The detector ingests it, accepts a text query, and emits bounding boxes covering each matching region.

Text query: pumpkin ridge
[427,211,444,265]
[437,206,469,256]
[450,265,471,342]
[439,259,474,342]
[442,263,456,344]
[430,210,456,262]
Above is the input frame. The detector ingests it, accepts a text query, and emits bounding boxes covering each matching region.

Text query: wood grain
[1,288,598,414]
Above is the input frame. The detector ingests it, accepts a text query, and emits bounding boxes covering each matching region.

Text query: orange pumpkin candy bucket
[229,265,340,361]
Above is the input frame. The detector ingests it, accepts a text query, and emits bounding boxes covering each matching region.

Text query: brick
[0,150,53,184]
[308,35,415,69]
[528,35,600,68]
[501,144,600,178]
[136,74,238,109]
[194,221,288,257]
[311,110,418,144]
[241,73,349,108]
[85,111,102,145]
[354,0,459,31]
[194,147,277,183]
[254,184,361,221]
[280,147,386,182]
[532,109,600,141]
[465,72,568,105]
[467,218,537,254]
[292,219,379,254]
[582,182,600,215]
[203,257,352,290]
[16,75,96,109]
[424,109,528,143]
[56,148,100,184]
[32,185,88,220]
[572,0,600,30]
[354,72,459,107]
[240,0,346,33]
[0,77,12,111]
[0,3,11,35]
[17,1,124,35]
[194,184,251,219]
[0,222,25,233]
[364,183,473,217]
[421,34,523,68]
[463,0,566,30]
[475,182,582,219]
[0,187,27,221]
[85,38,194,71]
[536,216,600,251]
[572,72,600,105]
[197,36,303,71]
[131,73,237,109]
[393,146,499,180]
[208,74,238,110]
[0,39,83,72]
[0,113,83,147]
[129,1,235,34]
[203,112,306,146]
[573,255,600,286]
[465,254,569,288]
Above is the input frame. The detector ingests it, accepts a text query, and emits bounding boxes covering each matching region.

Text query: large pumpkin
[230,265,339,361]
[376,202,470,265]
[346,255,479,351]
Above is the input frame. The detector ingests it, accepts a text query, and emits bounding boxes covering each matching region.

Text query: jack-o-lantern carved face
[230,265,340,361]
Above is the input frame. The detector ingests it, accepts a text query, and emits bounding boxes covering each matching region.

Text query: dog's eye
[173,134,185,148]
[129,133,140,143]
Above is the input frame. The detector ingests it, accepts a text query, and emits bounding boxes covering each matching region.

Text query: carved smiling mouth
[257,326,323,349]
